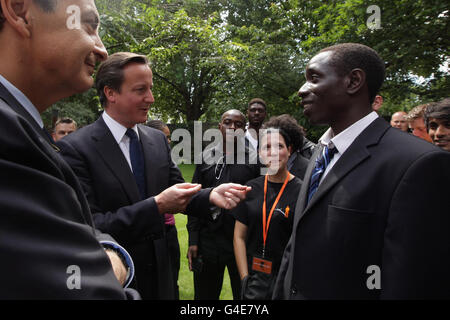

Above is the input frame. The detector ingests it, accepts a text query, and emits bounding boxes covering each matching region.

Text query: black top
[187,147,261,262]
[233,175,302,271]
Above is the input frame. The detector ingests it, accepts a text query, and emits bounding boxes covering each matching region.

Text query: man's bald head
[219,109,246,146]
[221,109,245,123]
[390,111,408,132]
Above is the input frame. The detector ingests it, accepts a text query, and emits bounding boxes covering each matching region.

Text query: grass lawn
[176,164,233,300]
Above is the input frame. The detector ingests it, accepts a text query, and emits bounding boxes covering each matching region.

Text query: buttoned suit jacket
[0,83,127,299]
[57,116,212,299]
[273,117,450,300]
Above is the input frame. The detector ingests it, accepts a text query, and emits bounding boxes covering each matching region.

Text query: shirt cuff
[100,240,135,288]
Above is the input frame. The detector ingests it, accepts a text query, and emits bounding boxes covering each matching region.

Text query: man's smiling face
[29,0,108,94]
[428,117,450,151]
[298,51,348,127]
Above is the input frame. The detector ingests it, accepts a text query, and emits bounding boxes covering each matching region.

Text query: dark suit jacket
[57,116,212,300]
[187,149,260,261]
[288,150,310,180]
[273,117,450,300]
[0,83,127,299]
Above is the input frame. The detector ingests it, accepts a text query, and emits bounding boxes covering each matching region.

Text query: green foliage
[291,0,450,118]
[45,0,449,136]
[42,88,100,129]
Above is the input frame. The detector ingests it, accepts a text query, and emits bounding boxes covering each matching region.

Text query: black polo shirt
[233,176,302,271]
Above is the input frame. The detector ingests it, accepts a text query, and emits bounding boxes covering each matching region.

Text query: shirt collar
[319,111,379,155]
[102,111,139,144]
[0,74,44,128]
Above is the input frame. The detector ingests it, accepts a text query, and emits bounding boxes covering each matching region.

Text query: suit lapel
[0,83,50,143]
[138,125,158,197]
[92,117,141,204]
[303,147,370,213]
[294,118,390,226]
[293,146,321,228]
[0,82,94,227]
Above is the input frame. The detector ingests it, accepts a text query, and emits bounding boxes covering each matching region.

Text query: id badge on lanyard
[251,173,290,275]
[252,256,273,275]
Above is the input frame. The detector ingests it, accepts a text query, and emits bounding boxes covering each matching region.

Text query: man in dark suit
[274,43,450,299]
[187,109,261,300]
[0,0,137,299]
[57,52,251,300]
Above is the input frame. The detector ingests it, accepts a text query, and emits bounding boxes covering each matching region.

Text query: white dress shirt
[102,111,140,172]
[0,74,43,128]
[318,111,379,184]
[245,129,258,150]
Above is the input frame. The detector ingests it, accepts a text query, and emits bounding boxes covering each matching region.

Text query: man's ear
[1,0,32,38]
[372,95,384,111]
[103,86,116,104]
[346,68,366,95]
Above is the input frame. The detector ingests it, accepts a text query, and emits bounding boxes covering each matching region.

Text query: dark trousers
[166,225,180,300]
[128,241,159,300]
[193,256,241,300]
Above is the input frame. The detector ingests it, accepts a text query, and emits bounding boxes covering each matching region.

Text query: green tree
[43,0,449,141]
[285,0,450,115]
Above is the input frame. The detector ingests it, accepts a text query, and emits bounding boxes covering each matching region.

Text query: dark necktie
[126,128,147,200]
[307,145,338,204]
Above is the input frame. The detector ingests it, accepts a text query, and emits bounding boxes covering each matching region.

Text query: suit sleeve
[381,150,450,299]
[57,138,165,244]
[0,111,125,299]
[0,159,127,299]
[186,165,202,246]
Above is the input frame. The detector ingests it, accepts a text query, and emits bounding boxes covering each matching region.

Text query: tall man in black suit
[274,43,450,299]
[57,52,251,300]
[0,0,136,299]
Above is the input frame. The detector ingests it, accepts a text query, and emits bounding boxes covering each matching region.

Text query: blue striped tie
[307,145,338,204]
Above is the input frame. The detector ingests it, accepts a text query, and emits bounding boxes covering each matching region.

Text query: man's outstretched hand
[155,183,202,215]
[155,183,251,215]
[210,183,252,210]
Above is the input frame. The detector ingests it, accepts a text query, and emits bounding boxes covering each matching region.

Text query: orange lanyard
[262,172,290,257]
